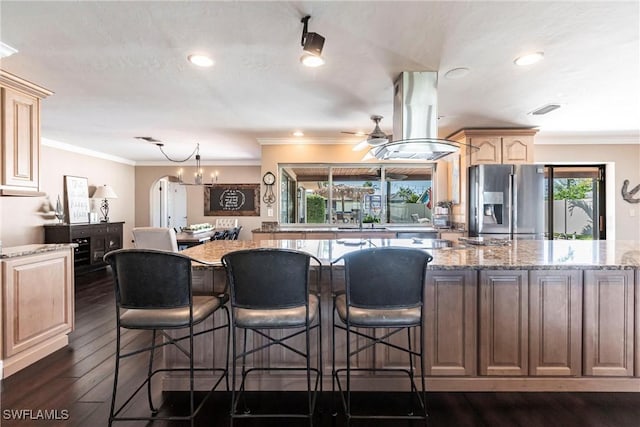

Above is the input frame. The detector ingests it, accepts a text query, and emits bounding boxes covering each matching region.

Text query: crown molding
[42,138,136,165]
[135,160,261,167]
[535,131,639,145]
[257,137,358,145]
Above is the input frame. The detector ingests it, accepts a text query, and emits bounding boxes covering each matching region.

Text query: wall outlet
[268,208,273,217]
[630,209,636,217]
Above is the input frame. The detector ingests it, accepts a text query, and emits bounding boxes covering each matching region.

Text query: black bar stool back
[331,247,433,424]
[104,249,229,426]
[222,248,322,426]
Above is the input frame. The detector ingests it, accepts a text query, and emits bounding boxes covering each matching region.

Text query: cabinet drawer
[71,225,106,238]
[106,224,122,234]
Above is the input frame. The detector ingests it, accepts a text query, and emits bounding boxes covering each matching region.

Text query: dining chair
[132,227,179,252]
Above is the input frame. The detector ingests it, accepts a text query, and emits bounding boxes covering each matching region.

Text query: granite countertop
[252,225,439,233]
[0,243,78,259]
[180,239,640,270]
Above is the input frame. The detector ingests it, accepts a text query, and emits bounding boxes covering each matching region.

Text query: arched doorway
[150,176,187,229]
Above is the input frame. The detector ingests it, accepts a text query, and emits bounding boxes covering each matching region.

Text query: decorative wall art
[204,184,260,216]
[621,179,640,203]
[64,175,90,223]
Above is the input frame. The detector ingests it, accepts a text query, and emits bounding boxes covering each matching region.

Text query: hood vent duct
[370,71,472,161]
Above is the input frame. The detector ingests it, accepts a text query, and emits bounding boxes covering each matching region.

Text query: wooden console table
[44,222,124,276]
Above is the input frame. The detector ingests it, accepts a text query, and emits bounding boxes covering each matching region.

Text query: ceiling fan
[341,115,390,151]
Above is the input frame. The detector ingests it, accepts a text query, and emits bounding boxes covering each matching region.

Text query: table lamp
[93,185,118,222]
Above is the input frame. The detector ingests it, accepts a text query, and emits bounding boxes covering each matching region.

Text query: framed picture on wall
[64,175,90,223]
[204,184,260,216]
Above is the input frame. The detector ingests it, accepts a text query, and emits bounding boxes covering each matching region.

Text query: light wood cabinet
[479,270,528,376]
[448,128,537,165]
[0,70,52,195]
[583,270,634,376]
[1,248,74,378]
[529,270,582,376]
[424,270,477,376]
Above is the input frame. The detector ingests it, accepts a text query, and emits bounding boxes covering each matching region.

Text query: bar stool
[221,248,322,425]
[331,247,433,424]
[104,249,230,426]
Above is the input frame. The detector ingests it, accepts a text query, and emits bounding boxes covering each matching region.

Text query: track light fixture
[300,15,325,67]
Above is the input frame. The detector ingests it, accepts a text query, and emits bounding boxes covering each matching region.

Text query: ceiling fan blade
[352,140,370,151]
[361,150,375,161]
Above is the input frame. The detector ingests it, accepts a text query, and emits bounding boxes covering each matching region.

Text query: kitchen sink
[337,226,388,231]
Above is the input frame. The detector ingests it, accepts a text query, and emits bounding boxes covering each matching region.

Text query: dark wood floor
[1,269,639,426]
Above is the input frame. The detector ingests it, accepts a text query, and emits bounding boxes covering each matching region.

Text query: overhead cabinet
[448,128,538,165]
[0,70,52,195]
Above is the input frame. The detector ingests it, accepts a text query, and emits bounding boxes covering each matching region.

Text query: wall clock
[263,171,276,186]
[262,172,276,205]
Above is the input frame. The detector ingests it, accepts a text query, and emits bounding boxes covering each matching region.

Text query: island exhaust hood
[370,71,467,161]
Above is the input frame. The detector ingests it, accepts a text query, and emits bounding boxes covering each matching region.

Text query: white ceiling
[1,1,638,164]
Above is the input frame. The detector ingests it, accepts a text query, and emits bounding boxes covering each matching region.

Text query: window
[279,164,435,225]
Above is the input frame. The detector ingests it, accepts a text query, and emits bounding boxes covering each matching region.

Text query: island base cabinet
[479,270,528,376]
[424,270,477,376]
[583,270,634,376]
[529,270,583,376]
[1,249,74,378]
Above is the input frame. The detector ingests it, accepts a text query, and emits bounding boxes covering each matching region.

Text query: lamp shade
[93,185,118,199]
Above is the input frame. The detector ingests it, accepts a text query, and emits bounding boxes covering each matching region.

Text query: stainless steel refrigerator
[468,164,545,239]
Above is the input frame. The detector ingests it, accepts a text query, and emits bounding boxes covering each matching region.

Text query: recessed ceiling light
[293,131,304,137]
[300,54,325,67]
[444,67,470,79]
[514,52,544,66]
[0,41,18,58]
[188,54,214,67]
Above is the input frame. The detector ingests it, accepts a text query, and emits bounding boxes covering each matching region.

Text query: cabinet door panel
[583,270,634,376]
[529,270,582,376]
[2,251,73,357]
[502,136,533,164]
[2,88,39,188]
[479,270,528,376]
[470,137,501,164]
[425,270,477,376]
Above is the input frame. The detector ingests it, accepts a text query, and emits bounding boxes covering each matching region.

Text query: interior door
[167,181,187,229]
[544,165,606,240]
[150,176,186,228]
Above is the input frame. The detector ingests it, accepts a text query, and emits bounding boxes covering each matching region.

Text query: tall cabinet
[447,128,538,229]
[0,69,53,195]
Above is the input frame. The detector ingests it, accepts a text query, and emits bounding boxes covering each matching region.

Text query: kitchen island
[170,239,640,392]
